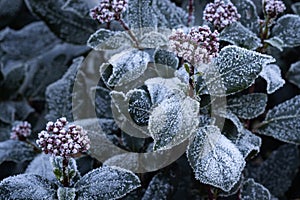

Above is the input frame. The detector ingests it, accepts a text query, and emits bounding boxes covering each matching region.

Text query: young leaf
[202,46,275,96]
[270,14,300,48]
[219,22,262,50]
[227,93,268,119]
[75,166,141,200]
[241,179,271,200]
[0,140,37,165]
[286,61,300,89]
[0,174,57,199]
[187,125,245,192]
[292,2,300,15]
[57,187,76,200]
[257,95,300,144]
[259,64,285,94]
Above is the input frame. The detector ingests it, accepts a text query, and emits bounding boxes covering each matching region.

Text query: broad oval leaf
[257,95,300,144]
[187,125,245,192]
[259,64,285,94]
[241,179,271,200]
[0,174,57,199]
[286,60,300,89]
[75,166,141,200]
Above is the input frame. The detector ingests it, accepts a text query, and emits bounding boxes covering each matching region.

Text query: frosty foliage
[202,46,275,96]
[0,0,23,29]
[61,0,96,18]
[264,37,285,51]
[241,179,271,200]
[291,2,300,15]
[227,93,268,119]
[246,144,300,197]
[75,166,141,200]
[57,187,76,200]
[93,85,112,119]
[187,125,245,192]
[139,31,169,49]
[215,110,244,133]
[287,61,300,89]
[0,101,34,124]
[259,64,285,94]
[0,174,57,199]
[0,140,36,165]
[219,22,262,50]
[46,57,83,121]
[257,95,300,144]
[271,14,300,48]
[154,49,179,71]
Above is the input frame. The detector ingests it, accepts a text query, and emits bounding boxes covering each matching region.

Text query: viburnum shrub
[0,0,300,199]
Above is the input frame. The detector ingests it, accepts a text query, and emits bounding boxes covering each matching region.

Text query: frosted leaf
[259,64,285,94]
[271,14,300,48]
[241,179,271,200]
[149,93,199,150]
[286,61,300,89]
[264,37,285,52]
[231,0,260,33]
[92,85,112,119]
[292,2,300,15]
[142,172,175,200]
[121,132,145,152]
[104,153,140,172]
[151,0,189,28]
[227,93,268,119]
[24,0,97,44]
[75,166,141,200]
[245,144,300,197]
[46,57,83,121]
[0,174,57,199]
[215,110,244,132]
[61,0,96,18]
[202,46,275,96]
[57,187,76,200]
[87,29,133,51]
[0,140,37,165]
[25,154,56,182]
[154,49,179,71]
[174,67,189,85]
[187,125,245,192]
[219,22,262,50]
[0,0,22,29]
[139,31,169,48]
[100,49,150,87]
[257,95,300,144]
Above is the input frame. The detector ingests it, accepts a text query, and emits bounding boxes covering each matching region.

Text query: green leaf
[57,187,76,200]
[75,166,141,200]
[286,61,300,89]
[201,46,275,96]
[271,14,300,48]
[259,64,285,94]
[24,0,97,44]
[257,95,300,144]
[0,174,57,200]
[227,93,268,119]
[187,125,245,192]
[292,2,300,15]
[241,179,271,200]
[219,22,262,50]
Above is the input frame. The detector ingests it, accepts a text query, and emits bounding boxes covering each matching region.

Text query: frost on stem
[263,0,286,18]
[169,26,219,66]
[10,121,32,140]
[36,117,90,157]
[203,0,241,30]
[90,0,128,23]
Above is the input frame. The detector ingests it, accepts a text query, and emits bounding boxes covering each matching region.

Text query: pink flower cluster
[264,0,286,18]
[90,0,128,23]
[10,121,32,140]
[203,0,241,30]
[36,117,90,157]
[169,26,219,65]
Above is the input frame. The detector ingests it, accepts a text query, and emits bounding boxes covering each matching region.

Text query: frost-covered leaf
[87,29,134,50]
[227,93,268,119]
[100,49,150,87]
[93,85,112,119]
[57,187,76,200]
[187,125,245,192]
[61,0,96,18]
[241,179,271,200]
[257,95,300,144]
[286,61,300,89]
[154,49,178,70]
[45,57,83,121]
[292,2,300,15]
[259,64,285,94]
[24,0,97,44]
[270,14,300,48]
[202,46,275,96]
[139,31,169,48]
[0,0,23,29]
[246,144,300,197]
[219,22,262,50]
[264,37,285,51]
[151,0,189,28]
[0,140,37,165]
[231,0,260,33]
[215,110,244,133]
[75,166,141,200]
[149,92,199,150]
[0,174,57,199]
[25,154,56,182]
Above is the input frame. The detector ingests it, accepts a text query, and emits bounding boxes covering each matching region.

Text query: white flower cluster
[264,0,286,18]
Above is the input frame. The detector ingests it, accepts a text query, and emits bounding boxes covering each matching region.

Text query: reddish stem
[187,0,194,27]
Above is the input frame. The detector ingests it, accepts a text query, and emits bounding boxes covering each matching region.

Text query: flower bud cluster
[10,121,32,140]
[36,117,90,157]
[264,0,286,18]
